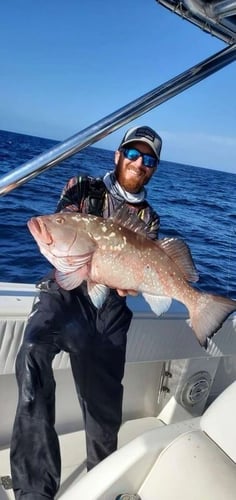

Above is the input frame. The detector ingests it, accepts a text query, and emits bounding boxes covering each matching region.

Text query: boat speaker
[179,371,212,409]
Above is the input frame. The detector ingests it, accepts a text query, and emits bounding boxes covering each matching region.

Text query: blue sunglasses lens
[122,148,156,168]
[143,155,156,168]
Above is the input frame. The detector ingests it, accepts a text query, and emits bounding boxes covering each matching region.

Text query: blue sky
[0,1,235,173]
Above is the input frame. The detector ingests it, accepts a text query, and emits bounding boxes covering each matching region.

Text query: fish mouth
[27,218,53,245]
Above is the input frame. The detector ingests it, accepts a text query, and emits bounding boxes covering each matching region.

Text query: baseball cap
[119,126,162,160]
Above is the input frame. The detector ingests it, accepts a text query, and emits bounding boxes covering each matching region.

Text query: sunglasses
[120,147,157,168]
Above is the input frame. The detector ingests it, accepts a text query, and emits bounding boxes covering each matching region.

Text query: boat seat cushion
[200,380,236,462]
[139,429,236,500]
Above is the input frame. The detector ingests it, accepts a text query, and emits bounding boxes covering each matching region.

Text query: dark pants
[10,275,132,500]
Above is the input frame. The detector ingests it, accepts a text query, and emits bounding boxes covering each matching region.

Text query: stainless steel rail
[0,43,235,196]
[158,0,236,44]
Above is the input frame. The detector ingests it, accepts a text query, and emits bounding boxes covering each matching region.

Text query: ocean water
[0,129,235,299]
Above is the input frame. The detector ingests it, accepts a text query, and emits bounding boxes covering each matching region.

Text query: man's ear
[114,150,120,165]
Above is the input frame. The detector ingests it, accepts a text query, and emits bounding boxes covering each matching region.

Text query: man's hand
[116,289,138,297]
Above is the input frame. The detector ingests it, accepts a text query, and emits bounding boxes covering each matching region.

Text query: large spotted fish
[27,211,236,346]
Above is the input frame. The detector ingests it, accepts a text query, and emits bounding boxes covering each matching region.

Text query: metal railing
[0,43,235,196]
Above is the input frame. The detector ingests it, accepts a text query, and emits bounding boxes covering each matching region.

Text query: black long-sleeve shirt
[56,175,160,240]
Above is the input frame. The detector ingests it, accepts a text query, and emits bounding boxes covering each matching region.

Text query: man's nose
[133,155,143,166]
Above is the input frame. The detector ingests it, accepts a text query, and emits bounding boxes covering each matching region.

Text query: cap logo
[134,127,155,142]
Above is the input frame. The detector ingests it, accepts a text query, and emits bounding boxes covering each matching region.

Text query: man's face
[114,141,157,193]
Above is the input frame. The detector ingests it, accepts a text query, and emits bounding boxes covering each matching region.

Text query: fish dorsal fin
[157,238,199,283]
[111,205,149,236]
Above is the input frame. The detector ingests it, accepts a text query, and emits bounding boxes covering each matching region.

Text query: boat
[0,1,235,498]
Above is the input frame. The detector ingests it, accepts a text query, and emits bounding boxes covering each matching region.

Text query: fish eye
[55,216,65,224]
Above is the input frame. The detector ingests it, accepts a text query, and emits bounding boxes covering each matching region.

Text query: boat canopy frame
[156,0,236,44]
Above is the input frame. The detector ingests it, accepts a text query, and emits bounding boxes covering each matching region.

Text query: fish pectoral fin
[55,266,88,290]
[156,238,199,283]
[87,281,110,309]
[142,293,172,316]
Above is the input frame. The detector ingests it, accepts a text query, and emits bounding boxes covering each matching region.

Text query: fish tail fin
[188,293,236,347]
